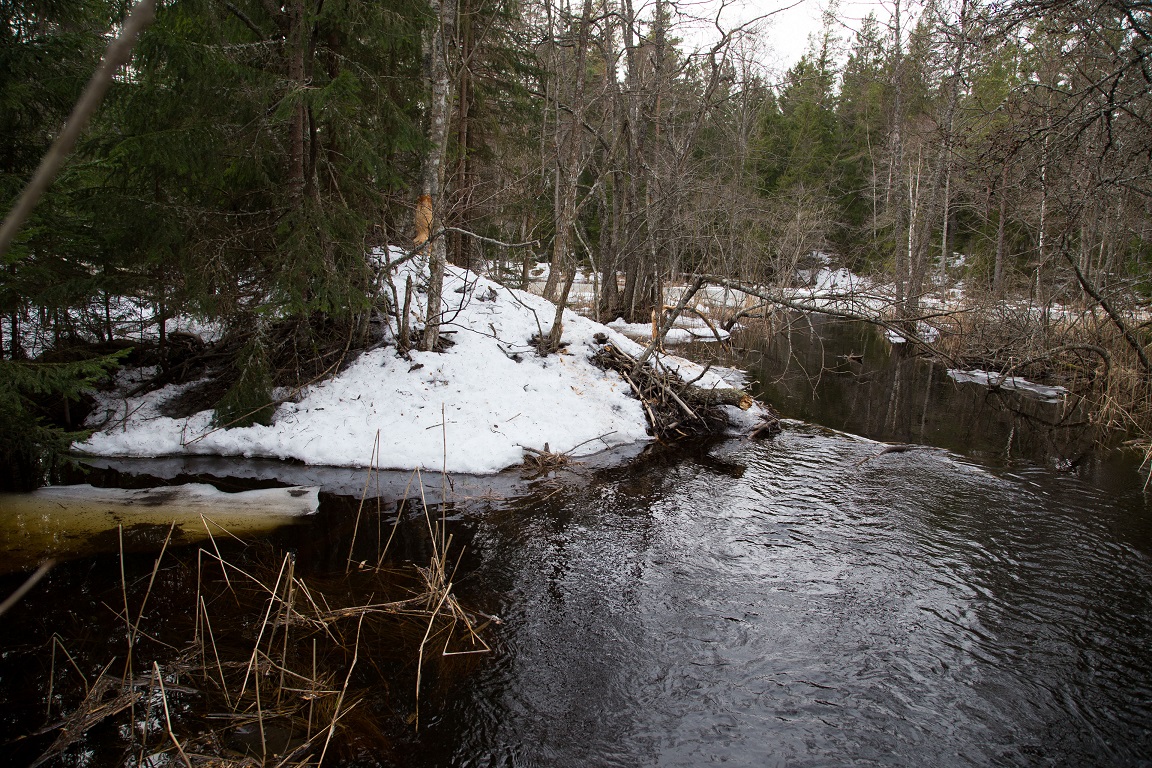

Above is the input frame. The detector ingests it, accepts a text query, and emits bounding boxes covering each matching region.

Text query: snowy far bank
[76,260,766,474]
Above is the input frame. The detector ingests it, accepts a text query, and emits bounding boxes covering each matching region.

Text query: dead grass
[26,465,494,767]
[520,443,572,474]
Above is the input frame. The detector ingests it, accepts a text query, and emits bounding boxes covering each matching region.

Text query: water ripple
[420,427,1152,767]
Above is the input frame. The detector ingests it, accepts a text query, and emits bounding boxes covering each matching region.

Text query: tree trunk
[993,165,1008,293]
[418,0,456,352]
[905,0,969,319]
[888,0,907,307]
[543,0,594,349]
[449,0,474,270]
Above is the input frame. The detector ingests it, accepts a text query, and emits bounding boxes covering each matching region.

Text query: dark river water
[2,319,1152,766]
[412,430,1152,767]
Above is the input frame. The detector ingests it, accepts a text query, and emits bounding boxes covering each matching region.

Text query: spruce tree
[90,0,427,422]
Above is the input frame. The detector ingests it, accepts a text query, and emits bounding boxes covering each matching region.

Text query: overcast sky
[679,0,896,72]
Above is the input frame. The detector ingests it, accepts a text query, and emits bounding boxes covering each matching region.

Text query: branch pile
[592,342,779,441]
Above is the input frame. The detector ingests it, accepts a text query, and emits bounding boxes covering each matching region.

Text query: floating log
[0,483,319,571]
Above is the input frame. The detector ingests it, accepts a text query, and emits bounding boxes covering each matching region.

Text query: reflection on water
[414,427,1152,767]
[721,316,1103,469]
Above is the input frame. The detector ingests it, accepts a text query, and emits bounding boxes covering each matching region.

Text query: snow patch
[77,258,757,473]
[885,322,941,344]
[606,317,730,344]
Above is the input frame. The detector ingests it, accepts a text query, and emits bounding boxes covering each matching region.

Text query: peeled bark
[417,0,456,353]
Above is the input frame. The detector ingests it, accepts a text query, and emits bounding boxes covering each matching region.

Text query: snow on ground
[77,257,761,474]
[1,292,222,359]
[607,316,730,344]
[947,369,1068,403]
[795,267,867,295]
[884,321,941,345]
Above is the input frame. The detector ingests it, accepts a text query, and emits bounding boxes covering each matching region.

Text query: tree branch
[219,0,267,39]
[1063,252,1152,374]
[442,227,539,249]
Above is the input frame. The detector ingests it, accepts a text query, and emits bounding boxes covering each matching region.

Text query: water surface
[3,321,1151,767]
[408,428,1152,766]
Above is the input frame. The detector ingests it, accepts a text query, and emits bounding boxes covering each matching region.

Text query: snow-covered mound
[607,316,730,343]
[77,261,760,474]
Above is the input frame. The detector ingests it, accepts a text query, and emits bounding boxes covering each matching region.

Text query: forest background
[1,0,1150,487]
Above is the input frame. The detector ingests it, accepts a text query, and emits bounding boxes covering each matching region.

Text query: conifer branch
[220,0,268,39]
[0,0,158,261]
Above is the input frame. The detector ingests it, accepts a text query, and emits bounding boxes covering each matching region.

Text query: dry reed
[26,462,494,766]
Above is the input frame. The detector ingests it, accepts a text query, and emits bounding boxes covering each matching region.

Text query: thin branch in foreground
[442,226,540,249]
[0,0,158,260]
[0,560,55,617]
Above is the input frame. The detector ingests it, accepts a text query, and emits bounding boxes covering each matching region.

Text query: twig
[153,662,193,768]
[620,369,658,430]
[316,613,364,766]
[666,386,702,422]
[199,595,231,708]
[238,554,290,702]
[414,578,453,730]
[347,430,381,573]
[442,226,539,249]
[684,361,714,387]
[200,516,234,593]
[564,430,617,454]
[130,523,176,650]
[0,559,54,617]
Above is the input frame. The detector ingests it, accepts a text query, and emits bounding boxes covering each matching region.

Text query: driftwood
[593,343,778,441]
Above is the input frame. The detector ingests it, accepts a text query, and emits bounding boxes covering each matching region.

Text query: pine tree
[836,12,890,263]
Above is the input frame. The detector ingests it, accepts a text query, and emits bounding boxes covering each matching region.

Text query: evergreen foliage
[0,352,123,490]
[0,0,428,486]
[213,325,276,428]
[1,0,121,352]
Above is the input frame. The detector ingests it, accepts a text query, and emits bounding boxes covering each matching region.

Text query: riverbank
[75,259,769,473]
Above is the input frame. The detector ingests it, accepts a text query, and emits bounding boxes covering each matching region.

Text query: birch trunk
[418,0,456,352]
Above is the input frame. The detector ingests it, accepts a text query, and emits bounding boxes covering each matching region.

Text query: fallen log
[0,483,320,571]
[692,388,755,410]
